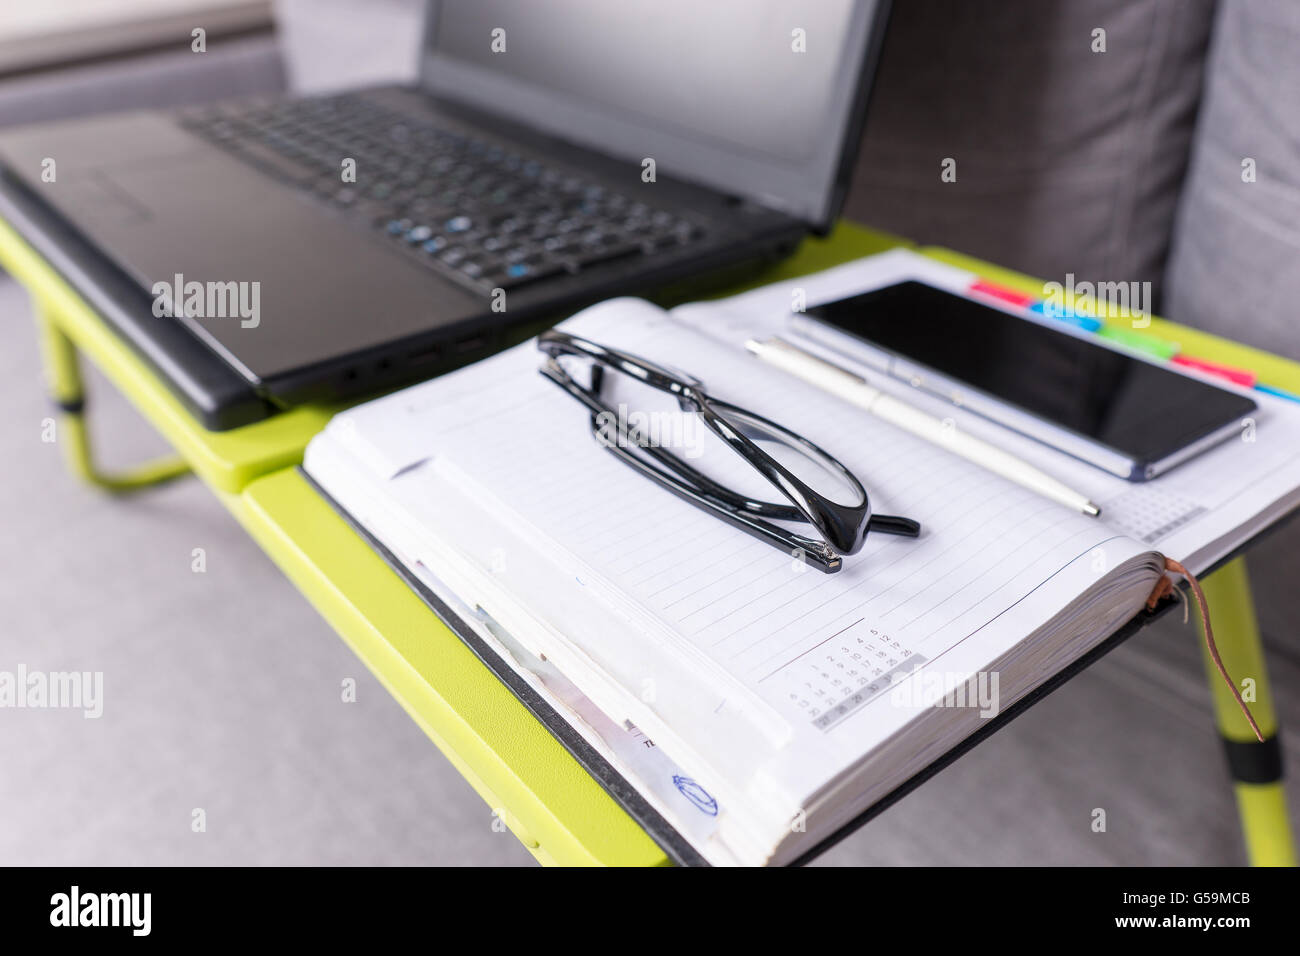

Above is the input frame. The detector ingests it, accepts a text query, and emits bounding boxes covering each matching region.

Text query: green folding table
[2,212,1293,866]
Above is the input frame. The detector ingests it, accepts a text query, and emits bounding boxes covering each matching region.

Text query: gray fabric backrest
[843,0,1217,311]
[1164,0,1300,360]
[0,32,284,129]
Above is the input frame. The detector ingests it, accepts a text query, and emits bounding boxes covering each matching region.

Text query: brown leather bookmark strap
[1147,557,1263,742]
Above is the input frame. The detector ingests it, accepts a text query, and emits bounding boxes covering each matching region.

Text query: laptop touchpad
[54,172,152,229]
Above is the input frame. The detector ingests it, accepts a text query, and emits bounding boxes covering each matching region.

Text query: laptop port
[453,333,488,354]
[406,342,443,365]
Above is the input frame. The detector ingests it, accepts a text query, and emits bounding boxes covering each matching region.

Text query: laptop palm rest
[5,112,486,390]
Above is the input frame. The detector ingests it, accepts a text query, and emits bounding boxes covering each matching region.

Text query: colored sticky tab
[1172,354,1257,388]
[969,279,1036,308]
[1097,325,1180,360]
[1032,300,1100,331]
[1057,313,1102,333]
[1255,383,1300,404]
[1029,298,1102,331]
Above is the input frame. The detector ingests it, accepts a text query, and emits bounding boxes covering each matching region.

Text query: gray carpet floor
[1,274,1297,866]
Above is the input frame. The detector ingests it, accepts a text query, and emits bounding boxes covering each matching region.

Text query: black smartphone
[793,280,1257,480]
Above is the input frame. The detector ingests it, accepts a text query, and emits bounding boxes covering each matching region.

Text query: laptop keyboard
[179,94,704,295]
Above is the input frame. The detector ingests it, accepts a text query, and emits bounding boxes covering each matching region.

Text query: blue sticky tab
[1069,315,1103,332]
[1255,383,1300,403]
[1036,302,1102,332]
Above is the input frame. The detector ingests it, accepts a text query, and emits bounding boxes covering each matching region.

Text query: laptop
[0,0,890,429]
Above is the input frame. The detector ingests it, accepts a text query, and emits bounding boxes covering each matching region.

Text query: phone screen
[805,281,1257,467]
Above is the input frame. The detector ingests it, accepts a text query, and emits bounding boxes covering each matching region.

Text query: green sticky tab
[1098,324,1180,360]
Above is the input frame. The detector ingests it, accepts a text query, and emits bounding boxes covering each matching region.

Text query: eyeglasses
[537,330,920,573]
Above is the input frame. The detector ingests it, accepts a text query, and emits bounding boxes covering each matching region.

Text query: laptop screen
[421,0,887,228]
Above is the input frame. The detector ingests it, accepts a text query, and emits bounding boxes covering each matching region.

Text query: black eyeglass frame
[537,330,919,573]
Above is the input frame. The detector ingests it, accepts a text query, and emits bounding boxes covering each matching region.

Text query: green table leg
[1200,557,1296,866]
[35,303,191,492]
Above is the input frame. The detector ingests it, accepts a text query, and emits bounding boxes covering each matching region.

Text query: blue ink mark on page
[673,775,719,816]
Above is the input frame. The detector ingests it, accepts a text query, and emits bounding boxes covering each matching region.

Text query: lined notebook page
[333,297,1136,754]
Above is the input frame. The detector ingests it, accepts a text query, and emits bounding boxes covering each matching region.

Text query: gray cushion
[1164,0,1300,360]
[843,0,1216,308]
[0,31,284,129]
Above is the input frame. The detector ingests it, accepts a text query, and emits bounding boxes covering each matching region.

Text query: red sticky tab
[1171,354,1257,388]
[969,279,1036,308]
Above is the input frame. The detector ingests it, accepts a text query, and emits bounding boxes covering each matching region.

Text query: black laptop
[0,0,890,429]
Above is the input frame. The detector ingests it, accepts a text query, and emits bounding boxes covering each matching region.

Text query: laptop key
[563,241,643,271]
[229,140,318,185]
[485,261,565,289]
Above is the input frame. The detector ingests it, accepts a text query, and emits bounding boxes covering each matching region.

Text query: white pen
[745,336,1102,518]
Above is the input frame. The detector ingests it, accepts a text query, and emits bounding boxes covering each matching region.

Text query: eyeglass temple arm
[595,422,843,574]
[868,514,921,537]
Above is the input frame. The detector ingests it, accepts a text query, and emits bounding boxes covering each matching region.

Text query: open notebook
[305,249,1300,866]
